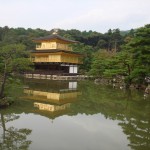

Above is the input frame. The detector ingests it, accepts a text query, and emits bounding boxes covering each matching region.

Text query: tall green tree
[89,50,115,77]
[112,29,123,52]
[127,24,150,84]
[0,113,32,150]
[0,44,32,99]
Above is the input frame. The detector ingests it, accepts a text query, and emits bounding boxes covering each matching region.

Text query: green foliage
[72,43,93,73]
[103,49,133,78]
[128,24,150,83]
[0,43,33,99]
[102,28,124,52]
[0,44,32,74]
[89,50,115,76]
[89,24,150,86]
[4,77,24,103]
[0,113,32,149]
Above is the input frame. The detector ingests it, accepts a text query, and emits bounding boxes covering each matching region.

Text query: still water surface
[0,79,150,150]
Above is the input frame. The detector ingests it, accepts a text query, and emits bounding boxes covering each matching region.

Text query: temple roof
[31,49,82,55]
[33,34,78,43]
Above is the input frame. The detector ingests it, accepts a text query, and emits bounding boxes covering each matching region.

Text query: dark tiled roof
[33,34,78,43]
[31,49,82,55]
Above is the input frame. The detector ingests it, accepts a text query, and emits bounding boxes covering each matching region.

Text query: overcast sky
[0,0,150,33]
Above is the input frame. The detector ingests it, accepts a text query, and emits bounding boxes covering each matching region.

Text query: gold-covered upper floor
[31,51,82,64]
[32,34,82,64]
[34,34,78,51]
[36,42,72,51]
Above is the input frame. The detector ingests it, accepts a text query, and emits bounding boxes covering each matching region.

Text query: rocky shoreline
[94,76,150,99]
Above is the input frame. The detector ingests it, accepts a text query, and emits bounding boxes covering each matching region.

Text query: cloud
[0,0,149,32]
[53,0,150,32]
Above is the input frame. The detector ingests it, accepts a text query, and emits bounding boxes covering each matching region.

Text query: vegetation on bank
[0,44,32,106]
[0,24,150,105]
[89,24,150,88]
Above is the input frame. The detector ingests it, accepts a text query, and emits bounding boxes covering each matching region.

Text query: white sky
[0,0,150,33]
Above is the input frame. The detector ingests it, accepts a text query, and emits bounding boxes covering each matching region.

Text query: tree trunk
[125,78,132,89]
[127,64,131,76]
[107,40,111,51]
[1,113,6,140]
[0,73,7,98]
[114,40,117,53]
[0,63,7,99]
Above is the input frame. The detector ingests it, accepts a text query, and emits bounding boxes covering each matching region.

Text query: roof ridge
[33,34,78,43]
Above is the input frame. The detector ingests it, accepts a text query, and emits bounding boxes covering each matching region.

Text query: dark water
[0,79,150,150]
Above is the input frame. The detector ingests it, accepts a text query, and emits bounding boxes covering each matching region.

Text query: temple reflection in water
[34,102,70,112]
[23,79,81,114]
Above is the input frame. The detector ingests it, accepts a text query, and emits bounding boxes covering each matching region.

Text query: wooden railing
[31,57,82,64]
[24,70,79,76]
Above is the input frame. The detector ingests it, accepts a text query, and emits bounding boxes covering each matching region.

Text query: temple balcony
[31,55,82,64]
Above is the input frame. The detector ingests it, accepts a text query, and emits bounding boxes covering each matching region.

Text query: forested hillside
[0,26,129,51]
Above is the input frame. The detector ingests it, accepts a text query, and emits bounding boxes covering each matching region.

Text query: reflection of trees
[0,113,32,150]
[119,102,150,150]
[120,120,150,150]
[72,81,130,118]
[76,81,150,150]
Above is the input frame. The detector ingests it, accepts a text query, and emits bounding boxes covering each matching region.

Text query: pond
[0,79,150,150]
